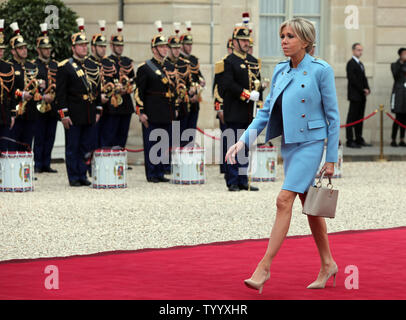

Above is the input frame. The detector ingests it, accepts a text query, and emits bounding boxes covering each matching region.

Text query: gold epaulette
[215,60,224,74]
[258,58,262,69]
[58,59,69,67]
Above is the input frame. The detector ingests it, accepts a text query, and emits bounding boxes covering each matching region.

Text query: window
[259,0,323,58]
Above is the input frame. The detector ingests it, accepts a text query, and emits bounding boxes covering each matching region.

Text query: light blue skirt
[281,137,325,194]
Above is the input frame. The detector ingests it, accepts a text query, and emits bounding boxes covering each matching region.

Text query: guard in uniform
[104,21,136,149]
[88,20,114,148]
[220,21,262,192]
[0,19,15,151]
[134,21,177,183]
[167,23,193,147]
[8,22,40,152]
[213,38,233,174]
[179,21,205,146]
[33,23,59,173]
[56,18,102,187]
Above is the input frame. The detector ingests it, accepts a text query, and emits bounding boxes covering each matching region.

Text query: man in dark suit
[345,43,372,148]
[220,25,262,192]
[390,47,406,147]
[56,25,103,187]
[8,22,40,152]
[134,23,177,183]
[33,23,59,173]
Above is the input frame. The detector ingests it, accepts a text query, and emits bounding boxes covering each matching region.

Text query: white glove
[249,90,260,102]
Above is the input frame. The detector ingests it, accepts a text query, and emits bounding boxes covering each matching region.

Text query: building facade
[5,0,405,147]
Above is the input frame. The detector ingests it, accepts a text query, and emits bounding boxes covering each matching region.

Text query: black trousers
[391,113,406,140]
[346,100,366,143]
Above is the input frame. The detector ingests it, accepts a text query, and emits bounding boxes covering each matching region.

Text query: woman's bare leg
[248,190,297,281]
[298,193,336,280]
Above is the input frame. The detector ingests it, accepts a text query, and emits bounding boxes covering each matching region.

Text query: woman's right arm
[225,86,274,164]
[239,93,272,147]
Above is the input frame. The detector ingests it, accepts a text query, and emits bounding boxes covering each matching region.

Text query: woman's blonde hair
[279,18,316,53]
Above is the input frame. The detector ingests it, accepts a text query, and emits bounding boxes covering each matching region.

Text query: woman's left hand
[320,162,334,177]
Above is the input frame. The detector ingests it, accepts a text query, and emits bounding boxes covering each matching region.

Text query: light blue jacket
[240,53,340,163]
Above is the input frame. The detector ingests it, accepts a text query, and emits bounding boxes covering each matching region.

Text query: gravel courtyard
[1,161,405,262]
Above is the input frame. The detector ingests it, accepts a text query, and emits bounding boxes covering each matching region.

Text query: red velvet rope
[196,127,221,141]
[340,110,378,129]
[386,112,406,129]
[125,148,144,153]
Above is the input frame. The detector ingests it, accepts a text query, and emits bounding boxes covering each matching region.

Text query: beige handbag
[302,172,338,219]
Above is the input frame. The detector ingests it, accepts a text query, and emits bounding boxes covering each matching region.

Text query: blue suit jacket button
[300,129,304,133]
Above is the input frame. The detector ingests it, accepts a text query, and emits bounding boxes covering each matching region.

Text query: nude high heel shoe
[307,263,338,289]
[244,271,271,294]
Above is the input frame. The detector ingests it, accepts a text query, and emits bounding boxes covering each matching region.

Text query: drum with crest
[171,147,205,185]
[249,145,278,182]
[0,151,34,192]
[92,149,127,189]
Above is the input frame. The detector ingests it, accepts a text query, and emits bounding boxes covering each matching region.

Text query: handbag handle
[316,171,333,190]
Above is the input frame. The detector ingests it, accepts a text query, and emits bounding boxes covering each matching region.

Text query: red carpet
[1,227,405,300]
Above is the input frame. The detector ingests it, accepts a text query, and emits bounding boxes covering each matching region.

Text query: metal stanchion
[379,104,386,162]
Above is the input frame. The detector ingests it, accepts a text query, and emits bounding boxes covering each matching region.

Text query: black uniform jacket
[56,56,102,126]
[34,57,59,119]
[220,51,262,124]
[0,59,15,126]
[180,52,204,113]
[107,54,135,115]
[11,58,39,122]
[213,54,230,116]
[134,57,177,125]
[167,56,192,119]
[391,59,406,113]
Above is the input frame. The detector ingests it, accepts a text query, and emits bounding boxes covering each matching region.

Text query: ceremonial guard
[88,20,114,148]
[213,38,233,174]
[8,22,40,152]
[221,14,263,191]
[56,18,102,187]
[134,21,177,183]
[33,23,58,173]
[103,21,136,149]
[167,22,193,147]
[0,19,15,151]
[179,21,205,145]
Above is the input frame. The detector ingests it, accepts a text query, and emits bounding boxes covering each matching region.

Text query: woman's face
[280,25,307,58]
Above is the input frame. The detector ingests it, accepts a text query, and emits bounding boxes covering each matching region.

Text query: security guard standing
[221,22,262,192]
[105,21,136,150]
[214,38,233,175]
[134,21,177,183]
[8,22,40,152]
[0,19,15,151]
[88,20,114,148]
[179,21,205,146]
[167,22,193,147]
[33,23,59,173]
[56,18,102,187]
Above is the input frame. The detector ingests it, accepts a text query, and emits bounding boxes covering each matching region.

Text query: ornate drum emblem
[114,162,124,180]
[196,161,204,176]
[19,164,31,182]
[266,159,275,174]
